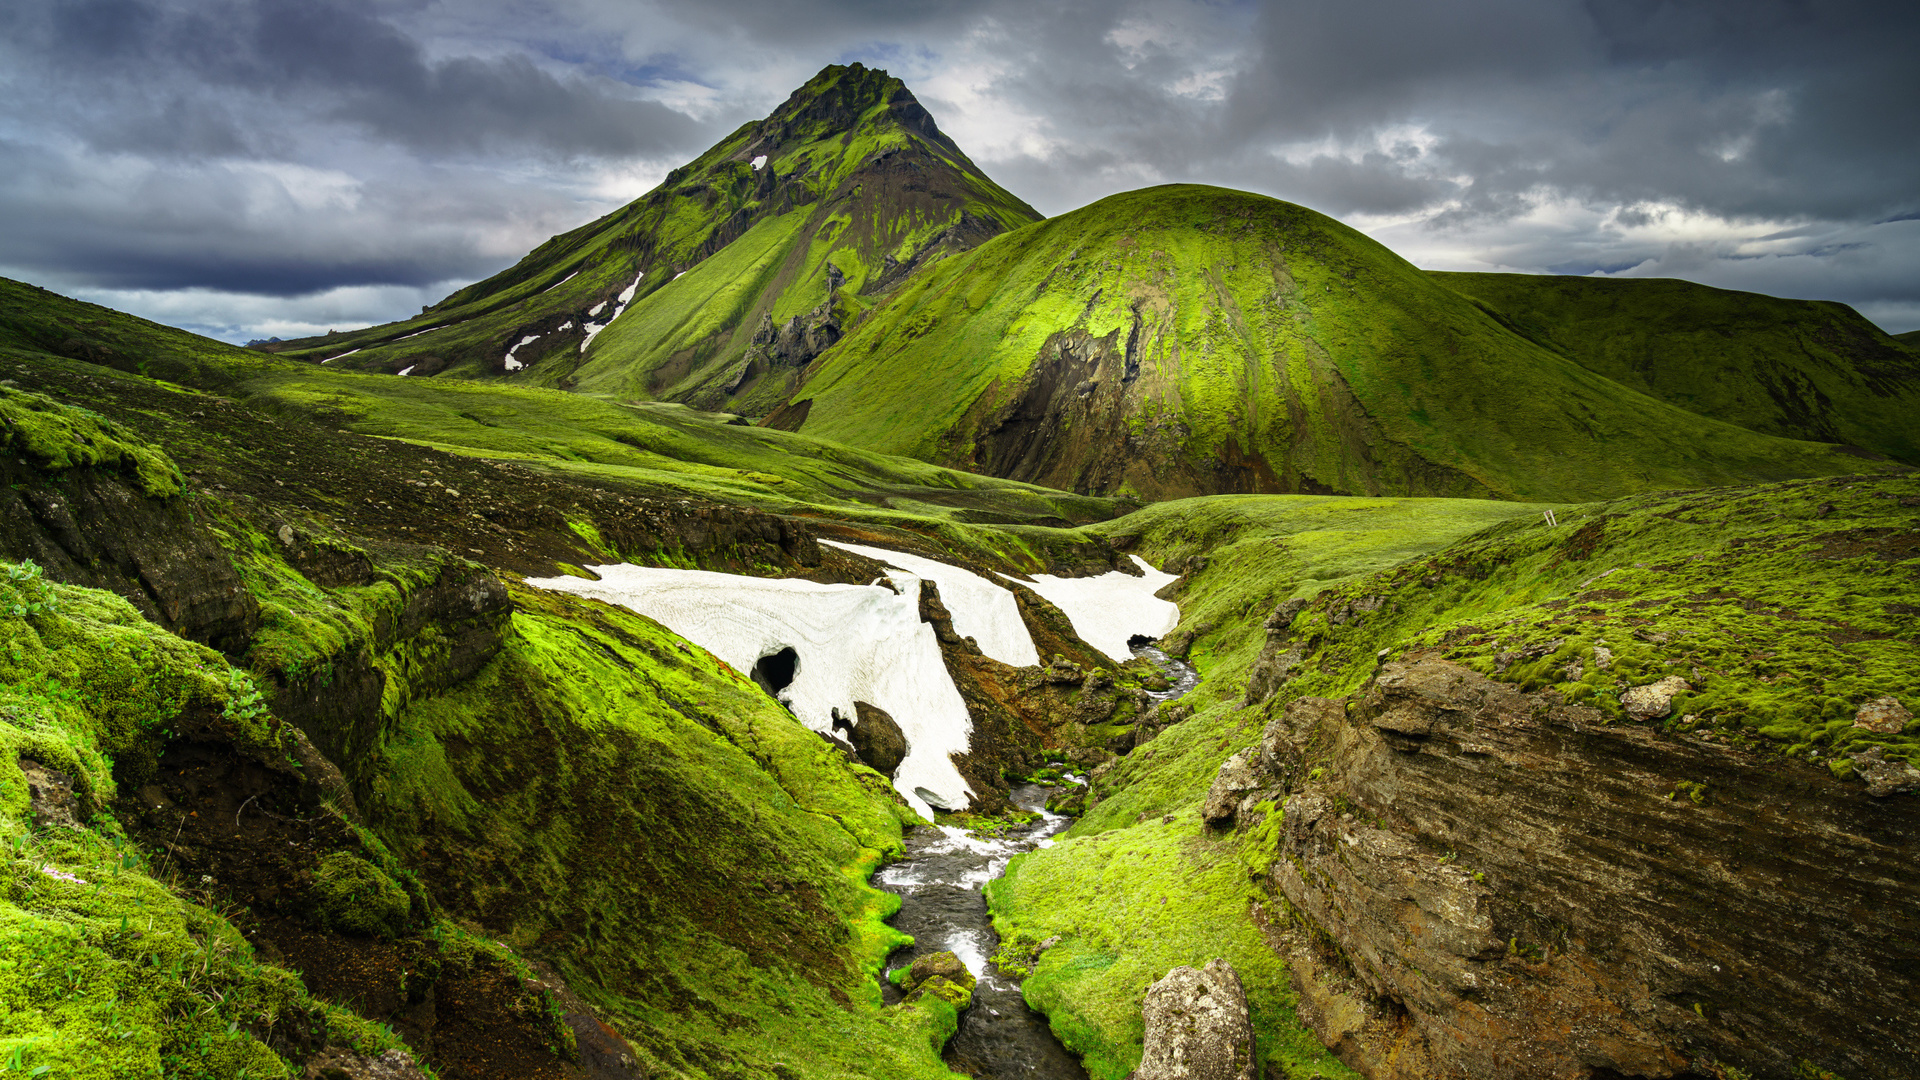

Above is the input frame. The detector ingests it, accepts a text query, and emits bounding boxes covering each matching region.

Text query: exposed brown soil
[112,727,582,1080]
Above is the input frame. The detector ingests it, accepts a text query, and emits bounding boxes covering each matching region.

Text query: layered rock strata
[1242,658,1919,1080]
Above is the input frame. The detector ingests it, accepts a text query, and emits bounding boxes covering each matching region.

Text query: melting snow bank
[320,349,359,364]
[524,564,973,819]
[579,271,645,353]
[503,334,540,371]
[821,541,1040,667]
[1002,555,1180,661]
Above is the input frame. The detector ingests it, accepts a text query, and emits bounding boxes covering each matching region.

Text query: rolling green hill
[0,276,1121,533]
[776,184,1903,502]
[264,63,1039,417]
[1434,271,1920,462]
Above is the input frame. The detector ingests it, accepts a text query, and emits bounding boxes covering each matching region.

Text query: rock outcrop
[1255,658,1920,1080]
[851,700,908,777]
[1135,959,1256,1080]
[897,949,976,1009]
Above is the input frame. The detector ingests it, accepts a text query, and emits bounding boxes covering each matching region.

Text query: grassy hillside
[261,64,1040,417]
[782,184,1902,503]
[1435,271,1920,463]
[0,276,1122,534]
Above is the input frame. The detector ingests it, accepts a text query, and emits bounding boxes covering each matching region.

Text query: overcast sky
[3,0,1915,341]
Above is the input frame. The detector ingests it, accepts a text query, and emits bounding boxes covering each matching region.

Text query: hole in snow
[1127,633,1157,649]
[751,646,799,698]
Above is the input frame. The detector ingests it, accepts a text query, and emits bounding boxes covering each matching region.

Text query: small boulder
[1135,959,1256,1080]
[303,1047,429,1080]
[18,758,81,829]
[898,950,976,1010]
[850,701,908,777]
[1201,750,1261,827]
[1848,746,1920,798]
[1854,696,1912,734]
[1621,676,1690,721]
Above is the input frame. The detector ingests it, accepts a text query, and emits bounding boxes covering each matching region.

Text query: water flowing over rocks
[1252,657,1920,1080]
[876,785,1089,1080]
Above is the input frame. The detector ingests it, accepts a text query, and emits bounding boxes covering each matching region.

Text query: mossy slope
[0,563,415,1079]
[785,185,1900,502]
[262,63,1040,417]
[361,581,967,1078]
[0,276,1122,533]
[1436,271,1920,463]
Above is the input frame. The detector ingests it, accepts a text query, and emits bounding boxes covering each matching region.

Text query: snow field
[999,555,1180,661]
[821,540,1040,667]
[524,565,974,819]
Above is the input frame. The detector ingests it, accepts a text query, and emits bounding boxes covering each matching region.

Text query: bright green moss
[986,795,1355,1080]
[1262,474,1920,763]
[0,565,411,1079]
[0,385,182,497]
[307,852,412,938]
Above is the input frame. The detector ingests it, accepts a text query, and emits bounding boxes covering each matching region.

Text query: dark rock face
[1261,658,1920,1080]
[0,460,259,654]
[850,700,907,777]
[1135,959,1256,1080]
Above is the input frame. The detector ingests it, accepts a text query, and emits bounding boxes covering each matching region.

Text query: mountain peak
[752,63,960,160]
[270,64,1038,414]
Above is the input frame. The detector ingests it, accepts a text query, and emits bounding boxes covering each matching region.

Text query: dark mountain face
[270,63,1040,415]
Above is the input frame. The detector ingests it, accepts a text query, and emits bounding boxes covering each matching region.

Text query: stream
[873,646,1196,1079]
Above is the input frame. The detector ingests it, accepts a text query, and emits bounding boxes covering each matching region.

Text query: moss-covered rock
[307,852,413,938]
[0,384,181,497]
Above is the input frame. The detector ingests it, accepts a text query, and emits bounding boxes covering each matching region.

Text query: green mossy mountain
[265,63,1039,417]
[778,184,1910,502]
[1436,271,1920,462]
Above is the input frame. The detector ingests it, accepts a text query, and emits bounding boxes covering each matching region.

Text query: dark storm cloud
[5,0,702,158]
[2,0,1914,337]
[1220,0,1920,223]
[0,137,562,296]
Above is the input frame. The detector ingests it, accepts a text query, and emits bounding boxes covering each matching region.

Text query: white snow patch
[579,271,645,354]
[588,301,607,316]
[542,270,580,292]
[503,333,540,372]
[523,564,975,818]
[396,365,415,377]
[396,324,447,340]
[320,349,359,363]
[673,271,686,280]
[1000,555,1180,661]
[822,541,1039,667]
[557,320,574,331]
[750,154,768,170]
[616,272,644,304]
